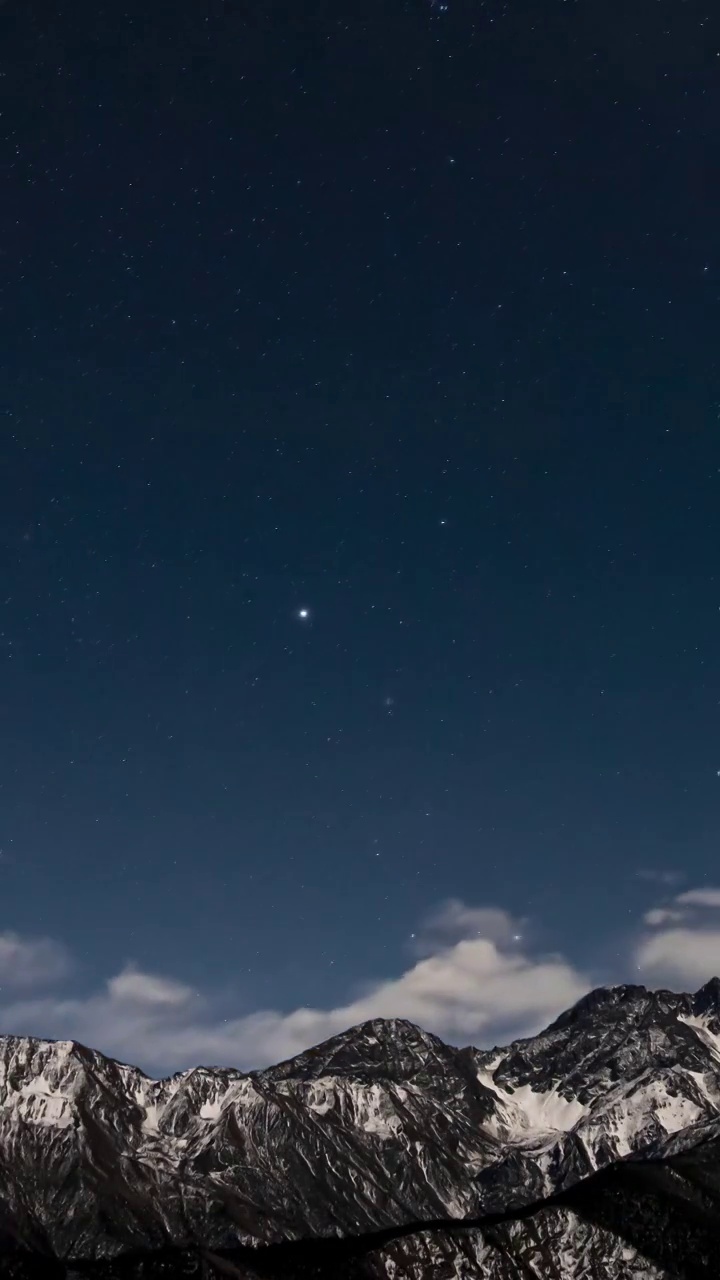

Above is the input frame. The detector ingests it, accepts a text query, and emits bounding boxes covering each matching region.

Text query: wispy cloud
[0,931,72,989]
[411,898,526,954]
[635,868,684,887]
[676,888,720,909]
[635,885,720,986]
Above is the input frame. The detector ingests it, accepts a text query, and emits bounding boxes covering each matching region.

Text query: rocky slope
[2,979,720,1276]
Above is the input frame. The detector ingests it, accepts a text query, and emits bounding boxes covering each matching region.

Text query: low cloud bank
[2,883,718,1075]
[0,903,589,1074]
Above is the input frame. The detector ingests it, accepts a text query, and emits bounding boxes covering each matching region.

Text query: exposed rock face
[2,981,720,1276]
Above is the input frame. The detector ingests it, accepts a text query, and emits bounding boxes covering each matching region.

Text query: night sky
[2,0,720,1073]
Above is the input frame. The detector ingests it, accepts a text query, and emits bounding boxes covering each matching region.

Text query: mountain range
[3,980,720,1276]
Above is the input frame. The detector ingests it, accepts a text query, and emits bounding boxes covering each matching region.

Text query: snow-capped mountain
[2,980,720,1276]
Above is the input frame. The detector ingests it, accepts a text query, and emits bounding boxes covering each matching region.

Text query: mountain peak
[356,1016,441,1042]
[264,1016,451,1082]
[544,983,649,1032]
[693,976,720,1013]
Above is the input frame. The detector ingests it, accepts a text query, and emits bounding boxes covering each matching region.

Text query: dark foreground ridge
[3,980,720,1277]
[5,1142,720,1279]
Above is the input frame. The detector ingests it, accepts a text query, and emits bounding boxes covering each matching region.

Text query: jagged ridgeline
[2,981,720,1277]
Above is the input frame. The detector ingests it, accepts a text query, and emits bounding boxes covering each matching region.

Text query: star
[296,607,311,621]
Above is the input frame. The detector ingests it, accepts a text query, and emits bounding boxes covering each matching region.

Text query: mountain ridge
[2,979,720,1276]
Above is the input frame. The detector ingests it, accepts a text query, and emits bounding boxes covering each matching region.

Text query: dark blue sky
[1,0,719,1070]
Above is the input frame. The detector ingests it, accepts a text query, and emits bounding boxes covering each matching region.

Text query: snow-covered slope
[2,980,720,1276]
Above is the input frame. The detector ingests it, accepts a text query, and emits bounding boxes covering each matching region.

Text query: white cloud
[635,868,684,887]
[642,908,685,927]
[676,888,720,909]
[0,932,72,989]
[0,903,590,1076]
[636,928,720,987]
[635,886,720,987]
[414,899,524,953]
[108,968,195,1008]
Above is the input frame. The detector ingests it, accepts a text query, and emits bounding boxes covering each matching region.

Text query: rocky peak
[693,976,720,1015]
[264,1017,452,1083]
[544,984,651,1032]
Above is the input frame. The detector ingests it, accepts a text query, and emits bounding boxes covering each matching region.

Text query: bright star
[297,607,311,621]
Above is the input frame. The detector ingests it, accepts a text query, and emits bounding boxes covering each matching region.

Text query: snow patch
[578,1071,706,1159]
[142,1103,161,1131]
[685,1067,720,1110]
[352,1083,402,1137]
[307,1081,335,1115]
[506,1082,588,1132]
[652,1082,702,1134]
[14,1077,74,1129]
[133,1085,163,1133]
[680,1014,720,1065]
[199,1099,224,1120]
[477,1067,587,1139]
